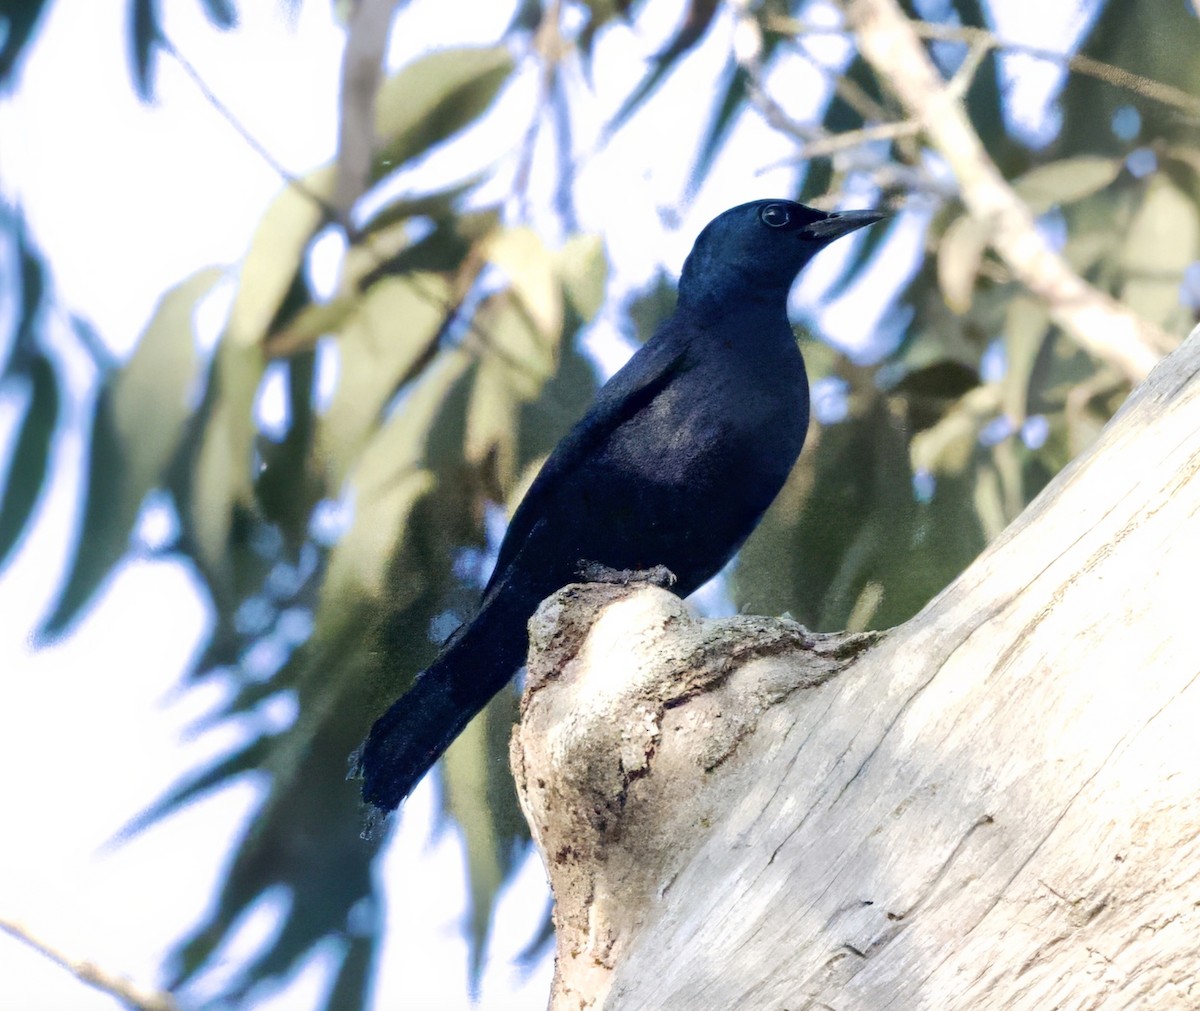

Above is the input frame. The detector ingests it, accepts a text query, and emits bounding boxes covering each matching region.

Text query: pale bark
[842,0,1175,383]
[511,326,1200,1010]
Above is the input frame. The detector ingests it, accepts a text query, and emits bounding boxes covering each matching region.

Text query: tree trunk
[509,326,1200,1010]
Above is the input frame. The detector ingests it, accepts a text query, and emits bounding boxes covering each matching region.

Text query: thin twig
[782,18,891,123]
[791,120,920,161]
[516,1,565,214]
[164,37,342,226]
[730,3,823,154]
[550,70,580,233]
[911,20,1200,119]
[944,37,991,102]
[769,13,1200,120]
[734,2,936,181]
[167,4,573,390]
[0,916,178,1011]
[841,0,1173,382]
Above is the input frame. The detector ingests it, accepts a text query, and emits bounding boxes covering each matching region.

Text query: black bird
[357,199,885,811]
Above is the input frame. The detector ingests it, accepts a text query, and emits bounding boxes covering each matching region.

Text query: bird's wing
[484,332,691,596]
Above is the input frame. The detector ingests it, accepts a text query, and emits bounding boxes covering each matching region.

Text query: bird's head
[677,199,887,314]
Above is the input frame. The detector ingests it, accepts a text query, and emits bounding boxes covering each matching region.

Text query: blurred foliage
[2,0,1199,1007]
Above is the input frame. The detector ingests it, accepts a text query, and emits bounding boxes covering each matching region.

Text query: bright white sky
[0,0,1088,1007]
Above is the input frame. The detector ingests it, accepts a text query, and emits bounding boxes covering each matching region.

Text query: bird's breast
[606,343,809,491]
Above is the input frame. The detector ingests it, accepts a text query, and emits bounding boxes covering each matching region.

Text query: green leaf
[442,688,526,993]
[11,215,46,360]
[937,213,989,314]
[255,351,320,547]
[316,275,452,487]
[163,649,385,1000]
[557,233,609,323]
[181,338,265,598]
[198,0,237,29]
[316,349,473,641]
[999,296,1049,424]
[160,355,492,1005]
[889,360,980,401]
[1058,183,1143,305]
[605,0,720,136]
[373,45,515,177]
[265,294,359,356]
[114,267,225,498]
[625,271,677,346]
[910,384,1002,477]
[129,0,163,100]
[0,0,51,86]
[1059,0,1200,152]
[0,352,59,570]
[464,291,558,488]
[227,167,335,348]
[40,267,223,638]
[483,226,562,339]
[1013,156,1124,214]
[690,59,746,195]
[1119,175,1200,331]
[355,209,501,289]
[356,175,486,237]
[38,393,125,640]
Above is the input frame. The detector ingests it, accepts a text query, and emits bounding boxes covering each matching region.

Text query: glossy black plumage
[357,199,885,811]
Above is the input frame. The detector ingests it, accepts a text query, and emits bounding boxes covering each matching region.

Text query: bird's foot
[576,560,677,588]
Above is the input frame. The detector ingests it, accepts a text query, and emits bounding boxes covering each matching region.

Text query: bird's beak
[800,209,889,240]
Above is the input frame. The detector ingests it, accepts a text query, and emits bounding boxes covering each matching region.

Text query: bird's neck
[675,286,793,337]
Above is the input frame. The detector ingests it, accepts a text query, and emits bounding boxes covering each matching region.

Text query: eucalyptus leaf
[182,338,265,597]
[373,45,515,177]
[357,176,486,237]
[557,233,608,323]
[0,352,58,570]
[129,0,162,100]
[484,226,563,339]
[465,288,565,497]
[266,295,358,356]
[227,167,335,349]
[606,0,721,137]
[910,384,1002,477]
[113,266,225,497]
[1000,296,1049,424]
[1119,176,1199,331]
[442,688,526,992]
[937,213,990,314]
[40,266,223,638]
[1013,157,1123,214]
[316,275,452,487]
[317,348,474,641]
[0,0,51,87]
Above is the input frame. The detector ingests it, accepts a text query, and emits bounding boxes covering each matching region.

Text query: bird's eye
[760,204,790,228]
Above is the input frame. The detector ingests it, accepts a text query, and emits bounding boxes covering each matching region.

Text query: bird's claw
[576,560,678,588]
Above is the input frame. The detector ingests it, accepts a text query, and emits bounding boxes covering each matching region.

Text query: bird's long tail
[354,583,532,812]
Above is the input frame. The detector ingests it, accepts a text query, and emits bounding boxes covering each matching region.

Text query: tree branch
[513,326,1200,1008]
[0,916,177,1011]
[768,14,1200,121]
[909,19,1200,120]
[331,0,397,220]
[840,0,1174,383]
